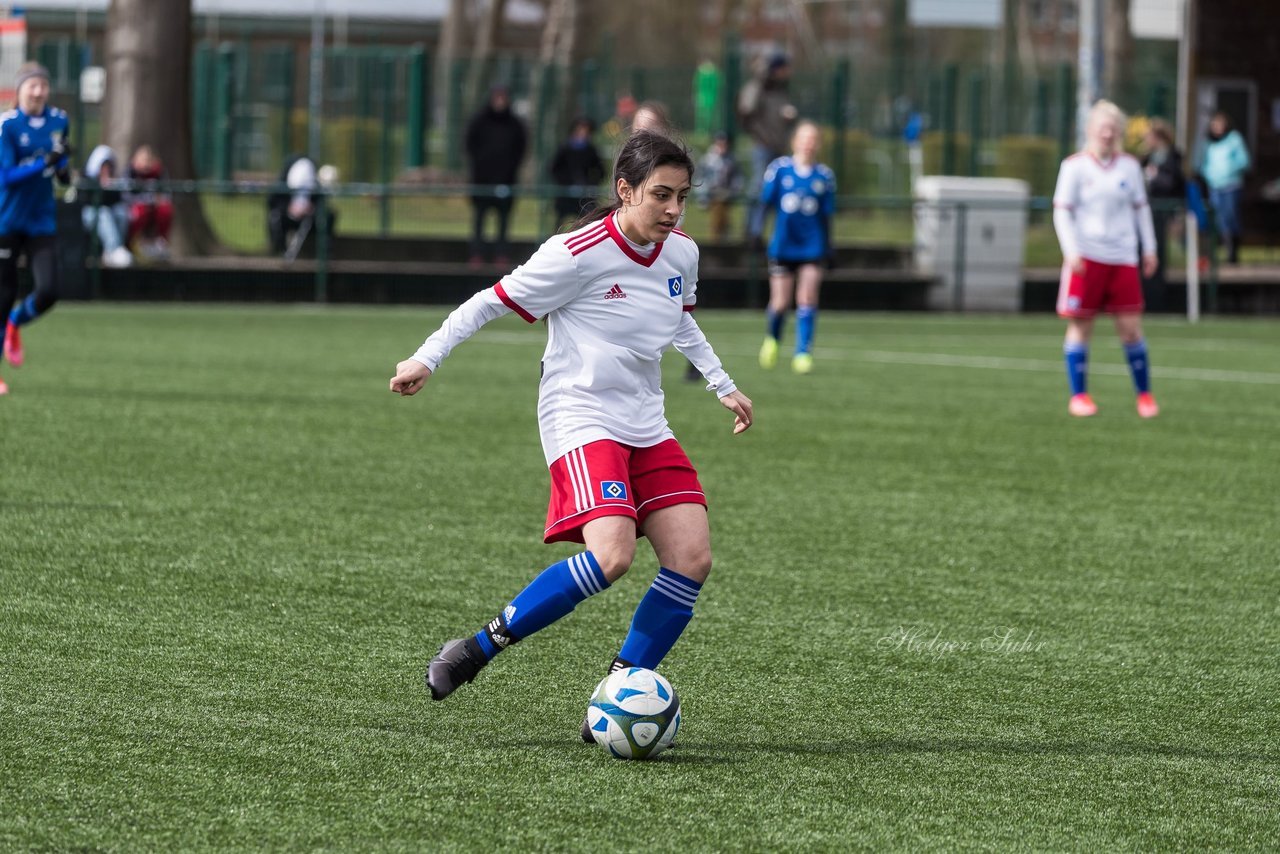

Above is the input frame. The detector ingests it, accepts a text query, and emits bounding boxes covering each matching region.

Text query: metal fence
[32,32,1178,197]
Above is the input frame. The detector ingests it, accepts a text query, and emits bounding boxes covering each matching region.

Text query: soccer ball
[587,667,681,760]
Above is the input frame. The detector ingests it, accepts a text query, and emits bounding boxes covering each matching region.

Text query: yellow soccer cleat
[759,336,779,369]
[792,353,814,374]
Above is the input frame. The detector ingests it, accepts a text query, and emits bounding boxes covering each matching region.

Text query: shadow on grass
[497,736,1279,767]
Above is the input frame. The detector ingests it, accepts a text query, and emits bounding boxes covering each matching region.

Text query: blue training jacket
[761,156,836,263]
[0,106,71,236]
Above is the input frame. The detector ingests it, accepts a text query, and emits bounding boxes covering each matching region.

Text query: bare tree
[103,0,219,255]
[1102,0,1134,106]
[465,0,509,115]
[533,0,582,159]
[436,0,470,169]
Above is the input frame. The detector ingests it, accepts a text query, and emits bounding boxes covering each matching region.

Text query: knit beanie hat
[15,61,50,92]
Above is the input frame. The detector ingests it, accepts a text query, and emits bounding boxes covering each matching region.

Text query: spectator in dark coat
[549,116,605,228]
[1140,119,1186,310]
[465,84,528,268]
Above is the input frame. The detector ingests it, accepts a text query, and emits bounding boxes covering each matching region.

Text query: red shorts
[544,439,705,544]
[1057,258,1144,318]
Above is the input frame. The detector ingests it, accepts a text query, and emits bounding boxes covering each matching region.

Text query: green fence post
[380,56,394,235]
[1033,77,1050,137]
[445,58,466,171]
[278,44,295,162]
[580,58,599,123]
[721,30,740,142]
[68,42,85,159]
[192,43,212,177]
[831,58,850,185]
[407,45,427,168]
[941,64,958,176]
[967,72,983,177]
[1055,62,1074,162]
[315,192,329,303]
[629,66,645,104]
[214,43,235,182]
[1147,80,1169,119]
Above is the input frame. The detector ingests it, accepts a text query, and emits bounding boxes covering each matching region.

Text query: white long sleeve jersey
[412,212,737,466]
[1052,152,1157,266]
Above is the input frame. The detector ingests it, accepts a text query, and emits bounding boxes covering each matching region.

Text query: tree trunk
[104,0,221,255]
[465,0,508,117]
[1103,0,1134,107]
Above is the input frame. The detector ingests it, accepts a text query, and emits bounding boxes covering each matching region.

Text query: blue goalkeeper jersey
[0,106,70,236]
[761,156,836,262]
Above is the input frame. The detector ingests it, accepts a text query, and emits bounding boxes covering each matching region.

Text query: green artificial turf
[2,305,1277,851]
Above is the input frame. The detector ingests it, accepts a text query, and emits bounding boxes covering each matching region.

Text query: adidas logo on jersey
[604,284,627,300]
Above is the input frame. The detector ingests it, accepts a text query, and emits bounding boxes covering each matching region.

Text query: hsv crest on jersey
[600,480,628,501]
[667,276,683,298]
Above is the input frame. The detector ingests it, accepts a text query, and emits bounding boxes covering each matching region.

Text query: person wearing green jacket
[1199,111,1250,264]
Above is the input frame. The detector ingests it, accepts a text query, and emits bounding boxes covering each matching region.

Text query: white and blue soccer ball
[587,667,681,760]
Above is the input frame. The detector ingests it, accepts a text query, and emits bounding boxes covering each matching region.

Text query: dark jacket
[549,140,605,194]
[465,106,528,186]
[1142,147,1186,201]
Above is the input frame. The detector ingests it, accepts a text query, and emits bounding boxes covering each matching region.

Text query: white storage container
[914,176,1031,311]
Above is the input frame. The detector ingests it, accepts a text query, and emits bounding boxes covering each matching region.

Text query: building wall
[1196,0,1280,207]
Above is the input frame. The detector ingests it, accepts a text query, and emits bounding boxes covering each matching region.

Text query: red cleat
[3,321,21,367]
[1068,393,1098,417]
[1136,392,1159,419]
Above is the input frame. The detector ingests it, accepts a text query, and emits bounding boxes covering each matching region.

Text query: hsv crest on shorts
[600,480,628,501]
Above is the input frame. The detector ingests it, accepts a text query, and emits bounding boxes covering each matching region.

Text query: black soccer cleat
[425,637,487,700]
[581,712,595,744]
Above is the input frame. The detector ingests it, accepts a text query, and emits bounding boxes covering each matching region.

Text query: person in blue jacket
[0,62,71,395]
[757,121,835,375]
[1199,111,1250,264]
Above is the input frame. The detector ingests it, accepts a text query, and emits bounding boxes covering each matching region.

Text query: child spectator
[125,144,172,260]
[80,145,133,268]
[696,132,742,243]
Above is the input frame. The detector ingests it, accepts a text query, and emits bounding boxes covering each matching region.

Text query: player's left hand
[390,359,432,396]
[720,390,753,434]
[1141,254,1158,278]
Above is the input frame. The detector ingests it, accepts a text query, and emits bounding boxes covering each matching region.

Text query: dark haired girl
[389,130,753,738]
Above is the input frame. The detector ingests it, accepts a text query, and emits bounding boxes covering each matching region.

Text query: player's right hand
[390,359,432,396]
[1066,255,1086,275]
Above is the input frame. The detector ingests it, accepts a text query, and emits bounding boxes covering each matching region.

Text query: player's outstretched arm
[390,359,432,396]
[720,389,754,434]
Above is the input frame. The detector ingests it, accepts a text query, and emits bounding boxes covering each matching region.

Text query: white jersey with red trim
[411,212,737,466]
[1052,152,1157,266]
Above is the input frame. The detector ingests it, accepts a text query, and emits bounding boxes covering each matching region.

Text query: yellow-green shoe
[792,353,814,374]
[759,337,779,369]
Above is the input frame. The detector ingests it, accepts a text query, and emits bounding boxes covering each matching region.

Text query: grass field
[2,304,1278,851]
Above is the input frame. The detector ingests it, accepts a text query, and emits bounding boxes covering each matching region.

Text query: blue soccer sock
[1123,338,1151,394]
[766,308,785,342]
[1064,342,1089,396]
[795,305,817,355]
[618,567,702,670]
[8,295,40,327]
[473,551,609,661]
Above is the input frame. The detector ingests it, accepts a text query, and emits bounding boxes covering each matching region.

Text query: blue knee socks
[1064,342,1088,396]
[474,551,609,660]
[1123,339,1151,394]
[618,568,703,670]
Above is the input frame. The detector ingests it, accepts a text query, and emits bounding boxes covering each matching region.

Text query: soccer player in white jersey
[1053,100,1160,418]
[389,131,753,737]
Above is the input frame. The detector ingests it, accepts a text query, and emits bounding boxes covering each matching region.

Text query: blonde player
[1053,100,1159,418]
[389,131,753,738]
